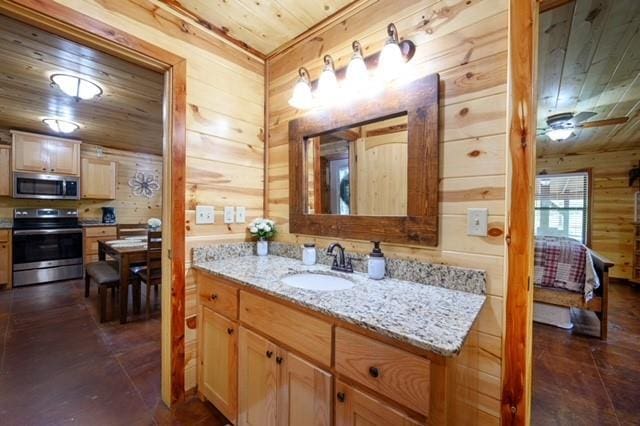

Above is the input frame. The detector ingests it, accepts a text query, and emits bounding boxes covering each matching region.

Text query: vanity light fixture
[288,67,314,110]
[50,73,103,101]
[42,118,80,134]
[316,55,339,105]
[378,23,405,81]
[346,41,369,90]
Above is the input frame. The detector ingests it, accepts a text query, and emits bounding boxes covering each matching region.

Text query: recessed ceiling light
[43,118,80,134]
[50,74,103,100]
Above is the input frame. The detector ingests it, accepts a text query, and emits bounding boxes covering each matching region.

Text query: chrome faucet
[326,243,353,273]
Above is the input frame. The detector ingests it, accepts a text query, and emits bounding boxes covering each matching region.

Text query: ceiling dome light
[51,74,103,101]
[546,128,574,141]
[378,23,405,82]
[288,67,314,110]
[43,118,80,134]
[346,41,369,91]
[316,55,339,105]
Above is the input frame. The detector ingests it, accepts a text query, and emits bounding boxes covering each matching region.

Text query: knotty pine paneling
[0,140,162,223]
[537,148,640,279]
[266,0,509,423]
[47,0,265,390]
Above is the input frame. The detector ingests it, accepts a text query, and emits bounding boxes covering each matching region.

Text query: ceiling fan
[538,112,629,141]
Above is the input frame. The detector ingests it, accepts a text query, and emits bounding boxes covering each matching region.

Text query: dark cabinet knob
[210,293,218,301]
[276,356,283,364]
[336,392,345,402]
[266,350,273,358]
[227,328,234,335]
[369,366,380,378]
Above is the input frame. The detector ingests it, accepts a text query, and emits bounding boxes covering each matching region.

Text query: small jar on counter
[302,243,317,265]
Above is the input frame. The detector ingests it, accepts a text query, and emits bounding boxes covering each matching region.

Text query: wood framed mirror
[288,73,440,246]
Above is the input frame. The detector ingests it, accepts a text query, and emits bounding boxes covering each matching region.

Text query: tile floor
[532,283,640,425]
[0,280,229,425]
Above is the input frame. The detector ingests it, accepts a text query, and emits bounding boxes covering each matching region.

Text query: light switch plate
[224,206,235,224]
[235,206,246,223]
[195,205,215,225]
[467,208,488,236]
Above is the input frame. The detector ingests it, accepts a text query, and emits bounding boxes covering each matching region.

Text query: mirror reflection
[305,115,408,216]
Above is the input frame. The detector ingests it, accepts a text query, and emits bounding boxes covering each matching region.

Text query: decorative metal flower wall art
[128,172,160,198]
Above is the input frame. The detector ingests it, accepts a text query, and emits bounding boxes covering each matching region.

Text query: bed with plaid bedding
[534,236,600,301]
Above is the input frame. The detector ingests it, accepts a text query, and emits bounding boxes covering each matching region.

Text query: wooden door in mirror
[289,73,439,246]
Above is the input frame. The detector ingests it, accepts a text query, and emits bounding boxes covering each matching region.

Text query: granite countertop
[79,221,118,227]
[194,255,486,357]
[0,219,12,229]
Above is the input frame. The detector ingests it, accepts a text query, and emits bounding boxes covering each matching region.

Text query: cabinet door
[277,351,331,426]
[238,327,278,426]
[199,306,238,423]
[81,158,117,199]
[13,133,48,173]
[48,140,80,175]
[335,381,421,426]
[0,146,10,196]
[0,240,9,285]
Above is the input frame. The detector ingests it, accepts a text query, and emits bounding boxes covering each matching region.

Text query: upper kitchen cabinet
[11,130,81,176]
[81,158,117,200]
[0,145,10,196]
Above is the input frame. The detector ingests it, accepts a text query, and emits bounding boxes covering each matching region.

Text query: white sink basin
[281,273,354,291]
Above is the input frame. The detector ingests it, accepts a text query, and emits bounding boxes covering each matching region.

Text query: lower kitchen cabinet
[0,230,10,287]
[335,380,421,426]
[238,326,331,426]
[198,305,238,423]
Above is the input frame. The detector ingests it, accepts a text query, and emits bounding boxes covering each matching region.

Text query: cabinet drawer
[0,230,9,242]
[198,274,239,319]
[240,291,332,366]
[84,236,112,256]
[335,327,430,416]
[84,226,117,238]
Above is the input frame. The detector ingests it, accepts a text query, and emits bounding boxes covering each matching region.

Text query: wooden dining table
[98,239,147,324]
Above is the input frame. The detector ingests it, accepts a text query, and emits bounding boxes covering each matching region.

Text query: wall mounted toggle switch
[195,205,215,224]
[467,208,488,236]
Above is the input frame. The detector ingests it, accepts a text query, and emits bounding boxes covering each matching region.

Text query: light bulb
[288,67,313,110]
[546,128,573,141]
[346,41,369,92]
[316,55,339,105]
[43,118,79,134]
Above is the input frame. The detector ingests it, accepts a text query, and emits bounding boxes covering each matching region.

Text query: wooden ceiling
[537,0,640,156]
[160,0,356,56]
[0,14,164,156]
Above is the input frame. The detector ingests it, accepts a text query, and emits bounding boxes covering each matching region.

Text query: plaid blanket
[534,236,600,301]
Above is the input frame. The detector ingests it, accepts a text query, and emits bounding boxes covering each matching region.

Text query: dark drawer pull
[369,366,380,378]
[210,293,218,301]
[276,356,283,364]
[227,328,234,335]
[266,350,273,358]
[336,392,345,403]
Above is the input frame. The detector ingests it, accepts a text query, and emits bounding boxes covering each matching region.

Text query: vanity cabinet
[81,158,117,199]
[237,326,331,426]
[196,271,444,426]
[0,145,10,196]
[11,130,81,176]
[199,306,238,423]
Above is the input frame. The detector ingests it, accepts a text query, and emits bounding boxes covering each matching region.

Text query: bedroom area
[531,0,640,424]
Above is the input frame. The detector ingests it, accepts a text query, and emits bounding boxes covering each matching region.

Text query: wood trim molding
[502,0,538,424]
[0,0,187,405]
[288,73,440,246]
[538,0,574,13]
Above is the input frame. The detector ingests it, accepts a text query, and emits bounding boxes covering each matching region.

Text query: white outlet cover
[467,208,488,236]
[195,205,215,225]
[235,206,246,223]
[224,206,235,224]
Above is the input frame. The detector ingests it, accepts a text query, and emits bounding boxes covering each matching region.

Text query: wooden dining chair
[117,224,148,239]
[133,231,162,319]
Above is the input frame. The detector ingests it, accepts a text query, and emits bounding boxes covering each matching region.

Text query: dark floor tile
[531,387,619,426]
[153,398,229,426]
[600,375,640,426]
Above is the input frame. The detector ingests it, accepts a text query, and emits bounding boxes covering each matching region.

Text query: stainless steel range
[12,208,83,287]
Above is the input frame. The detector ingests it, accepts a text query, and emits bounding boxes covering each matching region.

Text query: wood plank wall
[0,137,163,223]
[537,148,640,280]
[266,0,508,424]
[45,0,265,390]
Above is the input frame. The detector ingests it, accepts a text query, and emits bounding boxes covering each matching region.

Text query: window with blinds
[534,172,589,244]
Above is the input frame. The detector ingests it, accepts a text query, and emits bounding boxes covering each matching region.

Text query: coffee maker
[101,207,116,224]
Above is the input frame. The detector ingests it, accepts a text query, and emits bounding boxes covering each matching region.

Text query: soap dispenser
[368,241,385,280]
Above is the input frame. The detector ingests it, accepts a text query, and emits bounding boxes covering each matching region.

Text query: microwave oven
[13,172,80,200]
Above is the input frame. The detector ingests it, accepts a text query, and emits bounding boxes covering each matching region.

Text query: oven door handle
[13,228,83,236]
